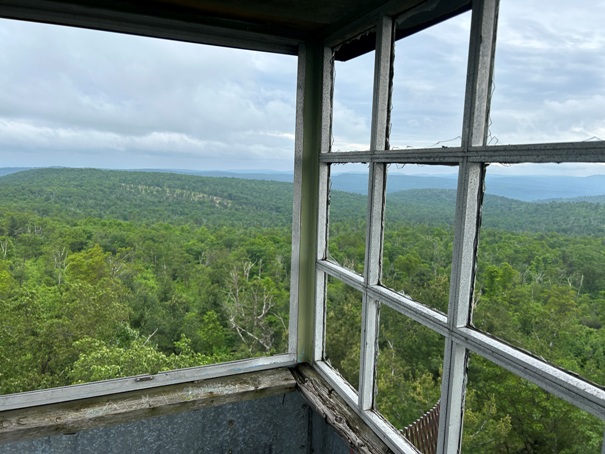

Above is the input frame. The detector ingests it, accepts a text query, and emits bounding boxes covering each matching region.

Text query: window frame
[312,1,605,453]
[1,1,604,453]
[0,10,301,411]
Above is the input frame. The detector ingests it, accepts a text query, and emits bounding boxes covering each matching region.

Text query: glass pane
[382,165,457,312]
[464,354,605,453]
[328,163,368,275]
[376,305,444,452]
[390,13,470,149]
[324,276,362,390]
[332,49,375,151]
[473,164,605,387]
[490,2,605,144]
[0,18,296,394]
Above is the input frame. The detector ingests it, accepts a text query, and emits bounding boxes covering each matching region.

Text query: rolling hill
[0,168,603,235]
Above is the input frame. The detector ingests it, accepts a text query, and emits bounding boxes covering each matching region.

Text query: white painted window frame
[0,2,300,412]
[1,2,604,453]
[313,1,605,453]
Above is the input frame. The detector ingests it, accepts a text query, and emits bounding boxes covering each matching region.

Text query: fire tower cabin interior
[1,0,605,453]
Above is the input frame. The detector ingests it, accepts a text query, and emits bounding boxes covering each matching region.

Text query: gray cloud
[329,2,605,177]
[0,19,297,171]
[1,2,604,176]
[489,0,605,145]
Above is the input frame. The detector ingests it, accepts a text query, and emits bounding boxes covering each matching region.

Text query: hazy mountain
[0,167,30,177]
[2,168,603,202]
[0,168,294,228]
[484,174,605,201]
[133,168,295,183]
[173,171,605,202]
[331,172,605,202]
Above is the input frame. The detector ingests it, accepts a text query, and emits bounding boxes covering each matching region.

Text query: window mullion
[438,160,484,453]
[314,45,336,363]
[294,41,333,365]
[438,0,499,452]
[359,15,393,411]
[461,0,500,150]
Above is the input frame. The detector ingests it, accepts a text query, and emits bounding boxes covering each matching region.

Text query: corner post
[292,40,333,364]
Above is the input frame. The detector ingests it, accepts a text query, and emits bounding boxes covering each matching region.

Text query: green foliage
[196,311,230,356]
[462,392,512,451]
[464,357,604,453]
[69,335,227,383]
[0,169,293,395]
[66,244,111,284]
[325,279,362,388]
[0,260,16,298]
[1,167,604,452]
[374,305,444,429]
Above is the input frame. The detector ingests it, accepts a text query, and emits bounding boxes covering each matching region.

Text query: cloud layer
[0,20,297,171]
[1,1,604,175]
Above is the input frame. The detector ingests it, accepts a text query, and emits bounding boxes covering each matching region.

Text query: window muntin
[316,3,605,453]
[489,1,605,145]
[390,12,471,150]
[0,18,297,397]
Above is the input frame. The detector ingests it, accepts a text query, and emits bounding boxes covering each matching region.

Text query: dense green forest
[1,168,604,453]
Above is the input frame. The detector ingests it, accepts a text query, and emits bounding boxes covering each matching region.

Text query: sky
[0,1,604,176]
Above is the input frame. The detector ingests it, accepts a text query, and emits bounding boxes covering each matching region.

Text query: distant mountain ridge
[0,168,603,236]
[0,167,31,177]
[142,169,605,202]
[0,168,294,228]
[332,173,605,202]
[1,167,604,202]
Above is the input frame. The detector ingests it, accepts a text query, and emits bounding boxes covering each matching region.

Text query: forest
[0,167,604,453]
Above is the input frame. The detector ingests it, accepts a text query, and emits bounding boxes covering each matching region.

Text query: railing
[401,401,440,454]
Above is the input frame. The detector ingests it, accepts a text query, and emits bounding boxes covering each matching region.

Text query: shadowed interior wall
[0,392,352,454]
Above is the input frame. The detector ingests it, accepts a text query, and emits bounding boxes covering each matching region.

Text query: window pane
[324,276,362,390]
[382,165,457,312]
[375,305,444,451]
[0,19,296,394]
[328,163,368,275]
[473,164,605,387]
[490,2,605,144]
[390,13,470,149]
[463,354,605,453]
[332,49,375,151]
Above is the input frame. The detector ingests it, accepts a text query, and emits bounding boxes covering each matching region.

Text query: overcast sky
[0,1,604,176]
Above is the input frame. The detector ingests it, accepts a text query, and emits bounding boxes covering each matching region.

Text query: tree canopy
[1,167,603,452]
